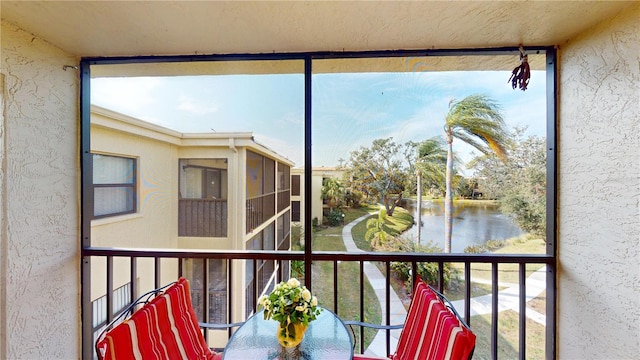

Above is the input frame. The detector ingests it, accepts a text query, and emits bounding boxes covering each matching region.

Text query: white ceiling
[1,1,635,58]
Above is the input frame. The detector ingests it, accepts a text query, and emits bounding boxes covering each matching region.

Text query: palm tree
[415,137,447,244]
[416,137,448,187]
[365,208,390,249]
[320,177,344,211]
[443,94,508,253]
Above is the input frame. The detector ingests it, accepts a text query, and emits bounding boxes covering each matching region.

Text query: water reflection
[401,200,523,253]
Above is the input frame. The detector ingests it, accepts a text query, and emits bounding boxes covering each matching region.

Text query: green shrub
[382,237,457,289]
[485,239,507,251]
[326,209,345,226]
[291,260,304,279]
[464,244,486,253]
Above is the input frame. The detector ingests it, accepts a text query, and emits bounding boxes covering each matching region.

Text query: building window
[291,175,300,196]
[92,154,136,218]
[278,163,290,191]
[291,201,301,222]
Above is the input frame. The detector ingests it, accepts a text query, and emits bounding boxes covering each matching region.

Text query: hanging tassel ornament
[508,46,530,91]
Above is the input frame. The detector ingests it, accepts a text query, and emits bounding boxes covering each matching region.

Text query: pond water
[401,200,524,253]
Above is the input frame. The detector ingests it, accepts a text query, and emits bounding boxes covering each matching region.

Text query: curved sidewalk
[340,213,548,357]
[342,214,406,357]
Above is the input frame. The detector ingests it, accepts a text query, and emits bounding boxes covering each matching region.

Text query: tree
[443,94,508,253]
[343,138,413,216]
[415,137,448,192]
[320,177,344,211]
[469,128,546,237]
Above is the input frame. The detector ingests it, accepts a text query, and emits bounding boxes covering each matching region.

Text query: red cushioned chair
[352,277,476,360]
[96,278,229,360]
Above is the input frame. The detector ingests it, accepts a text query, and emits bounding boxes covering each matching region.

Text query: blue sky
[91,69,546,170]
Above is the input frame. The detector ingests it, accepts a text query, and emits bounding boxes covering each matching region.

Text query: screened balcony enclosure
[83,49,556,360]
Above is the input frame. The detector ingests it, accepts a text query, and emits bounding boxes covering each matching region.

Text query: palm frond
[446,94,509,161]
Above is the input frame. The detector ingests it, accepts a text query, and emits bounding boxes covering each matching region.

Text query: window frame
[91,153,137,219]
[80,48,557,358]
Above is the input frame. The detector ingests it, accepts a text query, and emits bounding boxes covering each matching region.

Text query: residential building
[90,105,292,344]
[291,167,344,225]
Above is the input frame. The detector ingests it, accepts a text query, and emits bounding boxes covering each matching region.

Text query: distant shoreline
[404,197,500,206]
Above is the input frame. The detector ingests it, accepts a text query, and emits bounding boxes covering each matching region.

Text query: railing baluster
[385,261,391,356]
[464,261,471,326]
[253,259,258,314]
[438,261,445,292]
[228,259,234,338]
[154,257,161,289]
[106,256,113,325]
[333,259,338,313]
[130,257,137,306]
[492,262,499,360]
[359,260,365,354]
[203,257,210,342]
[411,261,417,289]
[519,262,526,360]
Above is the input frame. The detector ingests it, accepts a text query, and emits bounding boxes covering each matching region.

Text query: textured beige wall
[0,21,79,359]
[558,4,639,359]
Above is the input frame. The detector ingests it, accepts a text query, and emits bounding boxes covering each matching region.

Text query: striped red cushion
[97,278,215,360]
[163,278,213,359]
[391,279,476,360]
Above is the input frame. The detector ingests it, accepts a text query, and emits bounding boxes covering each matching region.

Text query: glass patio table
[222,307,353,360]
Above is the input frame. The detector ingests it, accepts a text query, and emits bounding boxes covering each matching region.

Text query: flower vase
[277,322,307,348]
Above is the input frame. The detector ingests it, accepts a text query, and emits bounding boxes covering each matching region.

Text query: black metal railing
[82,247,555,360]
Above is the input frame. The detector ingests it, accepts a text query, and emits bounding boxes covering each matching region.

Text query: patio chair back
[96,277,219,360]
[392,278,476,360]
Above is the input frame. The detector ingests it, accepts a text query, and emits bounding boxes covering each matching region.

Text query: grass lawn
[304,206,382,351]
[470,310,546,360]
[455,236,548,358]
[455,235,547,285]
[349,205,414,251]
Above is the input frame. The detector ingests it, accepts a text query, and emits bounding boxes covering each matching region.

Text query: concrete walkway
[340,213,548,357]
[450,266,548,326]
[341,214,407,357]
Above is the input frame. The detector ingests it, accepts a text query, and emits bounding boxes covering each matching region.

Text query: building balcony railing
[178,198,228,237]
[246,193,275,233]
[277,189,290,213]
[82,247,555,360]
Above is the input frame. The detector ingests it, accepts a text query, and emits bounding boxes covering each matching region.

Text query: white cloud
[277,111,304,127]
[91,77,163,113]
[177,96,219,115]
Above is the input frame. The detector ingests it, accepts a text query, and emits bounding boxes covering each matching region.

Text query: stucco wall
[0,21,79,359]
[558,4,639,359]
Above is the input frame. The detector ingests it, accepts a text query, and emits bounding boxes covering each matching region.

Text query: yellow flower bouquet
[258,278,321,348]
